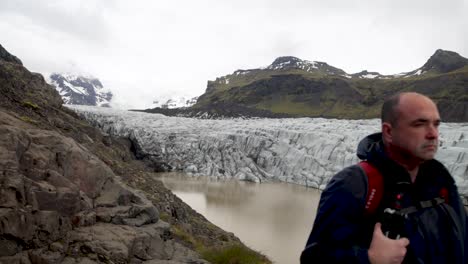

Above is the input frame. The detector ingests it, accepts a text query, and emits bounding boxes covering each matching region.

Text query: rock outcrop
[419,49,468,74]
[0,107,207,263]
[0,44,22,65]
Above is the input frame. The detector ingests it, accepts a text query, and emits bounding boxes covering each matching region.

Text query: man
[301,92,467,263]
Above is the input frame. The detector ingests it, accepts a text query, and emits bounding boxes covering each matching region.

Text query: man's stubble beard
[416,140,439,160]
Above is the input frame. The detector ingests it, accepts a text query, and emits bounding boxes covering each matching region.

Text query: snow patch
[151,95,198,109]
[361,73,379,79]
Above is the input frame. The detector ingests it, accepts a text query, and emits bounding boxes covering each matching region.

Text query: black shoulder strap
[400,197,446,215]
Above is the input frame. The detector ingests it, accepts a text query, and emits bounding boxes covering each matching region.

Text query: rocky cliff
[0,44,268,263]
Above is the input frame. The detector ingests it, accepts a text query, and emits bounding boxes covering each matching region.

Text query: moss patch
[201,244,270,264]
[19,115,37,124]
[171,224,270,264]
[22,100,40,110]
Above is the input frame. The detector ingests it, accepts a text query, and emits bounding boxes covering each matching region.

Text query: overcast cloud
[1,0,467,109]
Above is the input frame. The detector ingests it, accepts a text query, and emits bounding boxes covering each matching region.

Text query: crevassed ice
[67,105,468,195]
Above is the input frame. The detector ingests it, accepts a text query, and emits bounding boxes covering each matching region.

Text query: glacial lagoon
[156,172,321,264]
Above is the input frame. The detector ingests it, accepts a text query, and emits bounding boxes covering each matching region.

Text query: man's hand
[368,222,409,264]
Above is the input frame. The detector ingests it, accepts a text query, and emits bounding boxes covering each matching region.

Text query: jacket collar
[356,133,451,188]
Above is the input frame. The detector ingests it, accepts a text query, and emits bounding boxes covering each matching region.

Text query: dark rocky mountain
[180,49,467,121]
[420,49,468,74]
[48,73,113,107]
[0,44,22,65]
[0,44,268,263]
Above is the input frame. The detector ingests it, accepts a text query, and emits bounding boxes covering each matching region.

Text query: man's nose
[426,125,439,139]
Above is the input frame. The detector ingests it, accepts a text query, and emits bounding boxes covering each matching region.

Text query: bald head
[381,92,438,127]
[381,92,441,168]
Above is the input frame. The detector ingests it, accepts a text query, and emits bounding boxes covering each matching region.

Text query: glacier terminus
[69,105,468,196]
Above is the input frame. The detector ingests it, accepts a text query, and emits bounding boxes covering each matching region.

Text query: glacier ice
[68,105,468,196]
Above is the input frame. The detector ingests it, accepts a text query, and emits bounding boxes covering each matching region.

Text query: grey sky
[1,0,467,109]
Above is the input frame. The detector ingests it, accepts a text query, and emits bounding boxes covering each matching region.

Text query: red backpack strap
[439,187,449,203]
[359,161,384,216]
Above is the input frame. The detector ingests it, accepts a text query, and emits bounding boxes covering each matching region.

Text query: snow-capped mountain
[47,73,113,107]
[151,96,198,109]
[266,56,347,75]
[196,49,468,121]
[210,56,349,87]
[68,105,468,196]
[265,50,468,79]
[394,49,468,78]
[265,57,395,79]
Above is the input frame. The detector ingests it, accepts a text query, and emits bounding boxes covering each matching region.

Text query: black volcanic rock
[270,56,302,66]
[420,49,468,73]
[0,44,22,65]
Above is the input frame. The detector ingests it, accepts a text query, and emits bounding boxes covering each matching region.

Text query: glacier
[68,105,468,196]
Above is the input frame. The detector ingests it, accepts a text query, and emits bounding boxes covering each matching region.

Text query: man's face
[387,95,440,162]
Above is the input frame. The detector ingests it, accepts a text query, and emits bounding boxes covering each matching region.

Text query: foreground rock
[0,111,207,263]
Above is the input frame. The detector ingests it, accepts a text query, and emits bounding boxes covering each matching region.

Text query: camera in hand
[381,208,406,239]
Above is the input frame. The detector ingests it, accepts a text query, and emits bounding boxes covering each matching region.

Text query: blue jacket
[301,133,468,263]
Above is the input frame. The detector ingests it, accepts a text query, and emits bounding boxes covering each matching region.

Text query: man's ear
[382,122,392,143]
